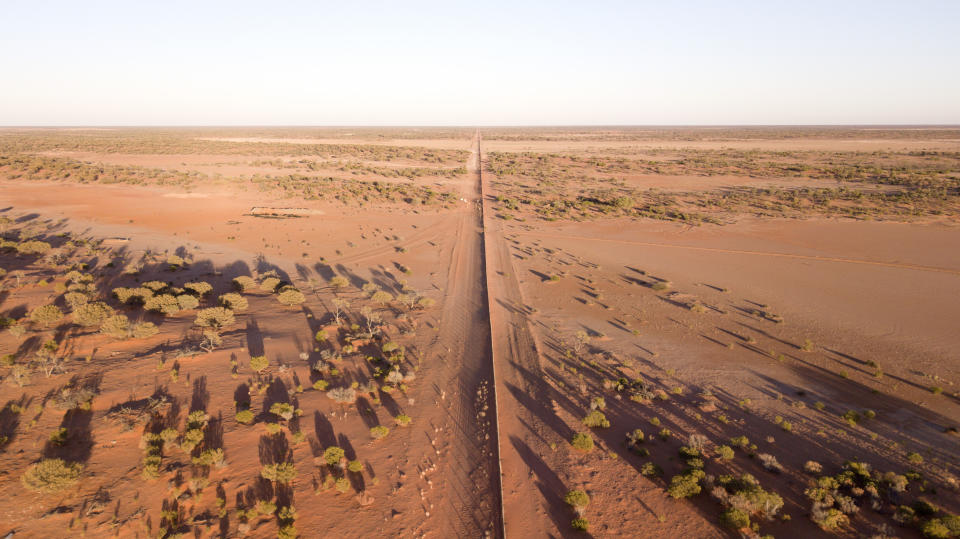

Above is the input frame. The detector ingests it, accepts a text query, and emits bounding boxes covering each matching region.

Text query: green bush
[564,489,590,509]
[921,519,952,538]
[21,458,83,493]
[716,445,735,460]
[720,508,750,529]
[250,355,269,372]
[323,446,345,467]
[236,409,255,424]
[581,410,610,428]
[261,462,297,483]
[571,518,589,531]
[370,425,389,440]
[667,470,704,499]
[192,448,226,467]
[571,433,594,451]
[270,402,295,420]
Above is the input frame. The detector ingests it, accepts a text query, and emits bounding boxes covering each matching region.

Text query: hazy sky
[2,0,958,125]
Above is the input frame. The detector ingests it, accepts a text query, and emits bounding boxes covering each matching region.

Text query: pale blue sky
[1,0,958,125]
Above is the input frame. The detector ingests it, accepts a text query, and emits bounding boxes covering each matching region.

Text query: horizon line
[2,123,960,129]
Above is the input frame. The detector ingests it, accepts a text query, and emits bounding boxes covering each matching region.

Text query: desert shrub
[232,276,256,292]
[804,461,823,474]
[651,281,671,291]
[312,379,329,391]
[72,301,114,327]
[100,315,157,340]
[195,307,235,329]
[667,469,705,499]
[261,462,297,483]
[370,291,393,304]
[176,294,199,310]
[581,410,610,428]
[713,474,784,522]
[626,428,645,449]
[328,276,349,289]
[246,356,267,373]
[394,413,412,427]
[730,435,749,448]
[218,292,248,311]
[720,508,751,529]
[907,452,924,465]
[192,448,226,467]
[327,387,357,405]
[142,281,168,293]
[921,519,952,539]
[181,428,205,452]
[370,425,389,440]
[270,402,295,420]
[53,385,96,410]
[63,292,90,310]
[21,458,83,493]
[811,506,849,530]
[417,297,436,308]
[260,277,282,292]
[323,446,346,467]
[184,281,213,296]
[335,477,350,493]
[571,433,594,452]
[571,518,589,531]
[236,409,255,424]
[277,288,306,306]
[145,294,180,315]
[48,427,68,446]
[716,445,735,460]
[17,240,52,255]
[113,286,153,305]
[758,453,783,473]
[564,490,590,513]
[640,462,662,477]
[132,322,159,338]
[30,304,64,327]
[347,460,363,473]
[100,315,132,338]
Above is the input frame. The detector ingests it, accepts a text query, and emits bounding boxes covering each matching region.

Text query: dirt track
[479,133,565,537]
[423,131,503,536]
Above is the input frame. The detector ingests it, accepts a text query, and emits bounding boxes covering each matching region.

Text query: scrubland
[1,126,958,538]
